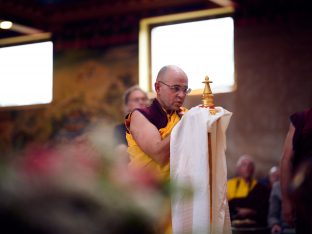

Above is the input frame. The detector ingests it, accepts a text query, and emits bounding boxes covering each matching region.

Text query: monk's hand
[271,224,282,234]
[178,107,185,116]
[236,207,256,218]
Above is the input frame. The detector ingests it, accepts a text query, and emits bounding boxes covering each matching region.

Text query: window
[139,6,235,94]
[0,34,53,108]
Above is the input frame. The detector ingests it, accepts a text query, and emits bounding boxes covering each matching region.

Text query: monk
[125,65,190,233]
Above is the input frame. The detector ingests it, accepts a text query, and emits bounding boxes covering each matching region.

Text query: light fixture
[0,21,13,30]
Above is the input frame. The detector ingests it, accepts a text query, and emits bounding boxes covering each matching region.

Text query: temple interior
[0,0,311,180]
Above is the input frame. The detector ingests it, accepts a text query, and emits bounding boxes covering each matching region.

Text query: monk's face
[155,68,189,111]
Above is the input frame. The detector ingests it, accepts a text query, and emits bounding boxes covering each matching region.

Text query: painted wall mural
[0,45,138,154]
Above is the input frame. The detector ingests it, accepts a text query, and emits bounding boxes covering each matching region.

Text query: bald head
[156,65,188,83]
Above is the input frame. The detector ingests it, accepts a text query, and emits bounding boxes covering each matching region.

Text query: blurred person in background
[259,166,280,193]
[268,178,295,234]
[227,154,270,228]
[268,166,280,187]
[113,85,149,162]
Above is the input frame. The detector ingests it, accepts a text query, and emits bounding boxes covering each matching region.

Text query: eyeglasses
[158,81,191,94]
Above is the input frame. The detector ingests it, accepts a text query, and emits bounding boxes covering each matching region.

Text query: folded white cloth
[170,106,232,234]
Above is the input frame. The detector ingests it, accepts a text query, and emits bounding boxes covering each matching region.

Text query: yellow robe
[227,177,257,201]
[125,99,187,234]
[126,110,182,181]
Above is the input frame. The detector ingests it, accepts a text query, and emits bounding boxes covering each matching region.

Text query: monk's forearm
[280,124,295,201]
[147,136,170,166]
[280,153,292,200]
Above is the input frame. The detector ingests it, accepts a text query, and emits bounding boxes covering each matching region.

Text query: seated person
[259,166,280,191]
[227,154,270,228]
[268,180,295,234]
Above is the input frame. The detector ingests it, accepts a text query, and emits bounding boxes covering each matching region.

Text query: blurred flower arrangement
[0,120,173,234]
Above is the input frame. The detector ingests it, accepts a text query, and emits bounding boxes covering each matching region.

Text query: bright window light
[139,7,235,94]
[151,17,234,93]
[0,41,53,107]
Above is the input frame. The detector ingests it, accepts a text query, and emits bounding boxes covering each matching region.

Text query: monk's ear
[154,82,160,92]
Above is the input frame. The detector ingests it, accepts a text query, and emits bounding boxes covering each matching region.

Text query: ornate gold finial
[200,75,216,115]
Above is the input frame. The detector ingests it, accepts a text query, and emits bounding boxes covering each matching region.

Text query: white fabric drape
[170,106,232,234]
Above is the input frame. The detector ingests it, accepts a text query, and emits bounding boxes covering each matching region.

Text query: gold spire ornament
[200,75,216,115]
[200,75,216,225]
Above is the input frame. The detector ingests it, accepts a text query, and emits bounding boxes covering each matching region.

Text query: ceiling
[0,0,311,51]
